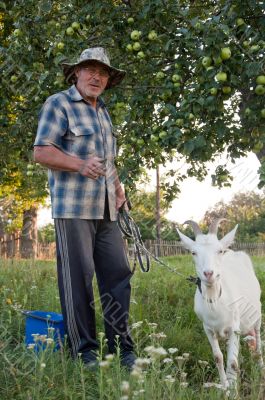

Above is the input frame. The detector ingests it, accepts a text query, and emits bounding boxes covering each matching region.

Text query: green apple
[127,17,134,24]
[131,30,141,41]
[175,118,184,127]
[236,18,245,26]
[172,74,181,82]
[151,134,159,142]
[174,82,181,88]
[174,63,180,69]
[244,107,251,116]
[72,22,80,30]
[26,171,33,177]
[137,138,144,145]
[255,85,265,95]
[215,72,227,82]
[148,30,157,40]
[213,56,222,65]
[256,75,265,85]
[66,27,74,35]
[253,142,263,152]
[14,28,22,37]
[189,113,195,120]
[27,164,34,170]
[55,22,61,29]
[137,51,145,59]
[243,40,249,48]
[132,42,141,51]
[220,47,231,60]
[210,87,218,95]
[261,109,265,118]
[10,75,18,83]
[57,42,65,50]
[202,56,212,68]
[126,44,133,52]
[155,71,165,80]
[250,45,260,52]
[222,86,231,94]
[159,131,167,139]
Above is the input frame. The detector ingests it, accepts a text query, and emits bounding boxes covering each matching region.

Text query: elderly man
[34,47,135,369]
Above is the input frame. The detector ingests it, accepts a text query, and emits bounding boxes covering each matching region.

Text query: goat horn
[208,218,227,235]
[183,220,202,237]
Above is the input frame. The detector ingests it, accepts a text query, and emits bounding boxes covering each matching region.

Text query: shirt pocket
[69,124,95,157]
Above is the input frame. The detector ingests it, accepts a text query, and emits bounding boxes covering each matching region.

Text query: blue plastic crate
[23,310,65,351]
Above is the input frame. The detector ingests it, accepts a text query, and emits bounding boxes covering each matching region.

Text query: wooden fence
[1,238,265,260]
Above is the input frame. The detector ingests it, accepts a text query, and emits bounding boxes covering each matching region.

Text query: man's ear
[74,66,80,79]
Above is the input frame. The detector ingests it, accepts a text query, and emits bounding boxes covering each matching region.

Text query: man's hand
[78,156,106,179]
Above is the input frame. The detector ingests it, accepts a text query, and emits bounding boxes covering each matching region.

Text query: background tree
[202,191,265,241]
[0,0,264,251]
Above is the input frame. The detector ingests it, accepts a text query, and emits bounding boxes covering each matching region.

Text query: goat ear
[220,224,238,249]
[177,228,195,250]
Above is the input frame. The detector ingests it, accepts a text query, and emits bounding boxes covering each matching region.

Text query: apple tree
[0,0,264,250]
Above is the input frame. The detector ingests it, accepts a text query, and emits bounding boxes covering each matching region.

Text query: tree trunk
[20,206,38,258]
[156,165,161,257]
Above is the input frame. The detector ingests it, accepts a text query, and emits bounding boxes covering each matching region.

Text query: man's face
[75,61,110,99]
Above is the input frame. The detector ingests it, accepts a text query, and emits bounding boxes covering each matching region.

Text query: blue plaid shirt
[34,85,118,220]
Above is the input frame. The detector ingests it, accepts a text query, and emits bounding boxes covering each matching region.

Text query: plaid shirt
[34,85,118,221]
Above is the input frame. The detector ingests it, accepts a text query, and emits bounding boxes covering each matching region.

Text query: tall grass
[0,255,264,399]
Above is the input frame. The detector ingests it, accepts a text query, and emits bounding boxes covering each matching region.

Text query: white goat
[177,219,263,390]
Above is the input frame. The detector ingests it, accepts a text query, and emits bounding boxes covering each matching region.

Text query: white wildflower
[131,321,143,329]
[135,357,151,368]
[150,347,167,359]
[27,344,35,350]
[98,332,105,338]
[164,375,175,383]
[149,332,167,339]
[99,361,109,369]
[180,382,188,388]
[120,396,129,400]
[203,382,214,388]
[121,381,130,394]
[147,322,158,328]
[40,363,46,368]
[163,358,173,364]
[168,347,178,354]
[130,367,141,378]
[198,360,209,366]
[182,352,190,359]
[105,354,114,361]
[144,345,155,354]
[46,338,54,345]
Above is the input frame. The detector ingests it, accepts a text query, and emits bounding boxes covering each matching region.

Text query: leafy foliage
[202,191,265,241]
[0,0,265,227]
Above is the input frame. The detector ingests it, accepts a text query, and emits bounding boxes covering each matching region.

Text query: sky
[37,152,261,227]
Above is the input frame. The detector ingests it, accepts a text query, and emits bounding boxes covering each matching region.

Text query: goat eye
[219,250,224,255]
[191,251,196,256]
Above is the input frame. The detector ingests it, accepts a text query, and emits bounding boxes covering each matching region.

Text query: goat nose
[204,270,213,279]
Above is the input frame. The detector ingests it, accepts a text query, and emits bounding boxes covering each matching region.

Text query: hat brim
[61,59,126,89]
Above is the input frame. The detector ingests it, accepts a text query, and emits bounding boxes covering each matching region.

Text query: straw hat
[61,47,126,89]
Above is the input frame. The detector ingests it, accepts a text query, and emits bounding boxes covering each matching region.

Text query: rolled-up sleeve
[34,95,68,148]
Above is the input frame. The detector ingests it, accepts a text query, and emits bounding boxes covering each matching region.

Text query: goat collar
[196,278,222,303]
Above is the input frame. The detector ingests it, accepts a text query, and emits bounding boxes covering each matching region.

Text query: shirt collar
[67,85,106,109]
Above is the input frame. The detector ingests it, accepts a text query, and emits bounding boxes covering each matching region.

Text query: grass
[0,255,265,399]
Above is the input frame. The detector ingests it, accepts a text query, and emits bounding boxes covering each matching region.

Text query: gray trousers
[54,206,134,358]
